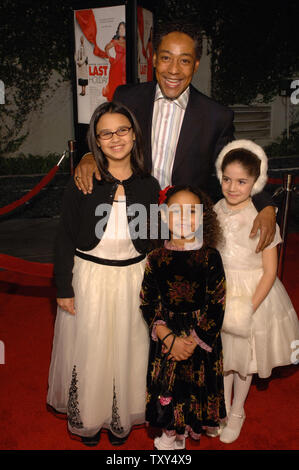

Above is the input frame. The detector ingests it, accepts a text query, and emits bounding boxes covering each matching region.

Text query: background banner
[74,5,126,124]
[137,6,154,83]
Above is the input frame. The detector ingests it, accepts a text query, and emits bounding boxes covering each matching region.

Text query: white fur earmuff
[215,139,268,195]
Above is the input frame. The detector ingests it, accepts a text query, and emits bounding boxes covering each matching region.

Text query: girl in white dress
[213,139,299,444]
[47,102,160,446]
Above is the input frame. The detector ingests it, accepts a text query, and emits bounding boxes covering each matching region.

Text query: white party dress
[214,198,299,378]
[47,196,149,438]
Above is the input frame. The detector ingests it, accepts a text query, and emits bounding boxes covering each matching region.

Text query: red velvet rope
[0,166,297,278]
[0,165,59,216]
[0,159,63,277]
[268,176,299,185]
[0,254,53,278]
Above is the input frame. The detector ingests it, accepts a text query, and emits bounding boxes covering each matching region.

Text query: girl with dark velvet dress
[140,185,226,450]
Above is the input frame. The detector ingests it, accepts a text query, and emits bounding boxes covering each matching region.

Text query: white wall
[191,36,292,144]
[11,72,75,157]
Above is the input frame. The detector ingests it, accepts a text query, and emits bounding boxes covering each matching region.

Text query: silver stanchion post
[277,174,294,281]
[68,140,77,176]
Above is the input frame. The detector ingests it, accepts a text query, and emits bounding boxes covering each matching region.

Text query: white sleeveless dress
[47,196,149,438]
[214,198,299,378]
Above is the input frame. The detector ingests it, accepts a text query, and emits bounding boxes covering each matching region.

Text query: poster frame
[70,0,154,161]
[136,1,155,84]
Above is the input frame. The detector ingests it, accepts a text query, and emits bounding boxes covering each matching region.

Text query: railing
[271,174,298,281]
[0,141,297,281]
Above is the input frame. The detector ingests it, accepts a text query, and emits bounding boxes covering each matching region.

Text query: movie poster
[74,6,126,124]
[137,7,154,83]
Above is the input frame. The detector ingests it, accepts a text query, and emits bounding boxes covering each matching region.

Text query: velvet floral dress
[140,241,226,439]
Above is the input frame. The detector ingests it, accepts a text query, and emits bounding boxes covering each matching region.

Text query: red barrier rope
[268,176,299,185]
[0,152,67,277]
[0,161,297,278]
[0,152,67,216]
[0,254,53,278]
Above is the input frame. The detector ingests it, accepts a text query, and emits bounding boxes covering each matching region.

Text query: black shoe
[108,429,128,446]
[81,430,101,446]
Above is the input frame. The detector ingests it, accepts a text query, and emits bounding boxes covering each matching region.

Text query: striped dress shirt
[151,85,190,188]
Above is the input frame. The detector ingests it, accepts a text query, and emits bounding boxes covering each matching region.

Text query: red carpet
[0,234,298,451]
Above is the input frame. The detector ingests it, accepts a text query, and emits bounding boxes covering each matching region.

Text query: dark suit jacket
[113,81,273,210]
[114,81,234,188]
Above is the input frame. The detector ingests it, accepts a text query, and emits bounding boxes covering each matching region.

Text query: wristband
[161,331,174,345]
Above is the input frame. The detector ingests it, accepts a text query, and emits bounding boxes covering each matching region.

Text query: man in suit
[74,22,276,251]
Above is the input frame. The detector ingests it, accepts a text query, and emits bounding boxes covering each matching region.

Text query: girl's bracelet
[161,331,175,346]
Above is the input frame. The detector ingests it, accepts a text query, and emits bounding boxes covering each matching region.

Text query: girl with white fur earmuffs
[213,140,299,444]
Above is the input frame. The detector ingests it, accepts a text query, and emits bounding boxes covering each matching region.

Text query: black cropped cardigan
[54,173,160,298]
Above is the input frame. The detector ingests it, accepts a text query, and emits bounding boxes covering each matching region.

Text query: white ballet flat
[219,412,246,444]
[174,438,185,450]
[154,434,186,450]
[154,435,176,450]
[206,421,226,437]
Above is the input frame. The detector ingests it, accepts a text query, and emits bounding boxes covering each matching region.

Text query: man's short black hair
[153,22,203,60]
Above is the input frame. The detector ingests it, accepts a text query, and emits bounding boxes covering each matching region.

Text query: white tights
[224,371,253,416]
[154,431,186,450]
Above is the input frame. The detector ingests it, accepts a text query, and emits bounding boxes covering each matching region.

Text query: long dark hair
[221,149,261,181]
[113,21,126,40]
[87,101,148,182]
[164,185,223,248]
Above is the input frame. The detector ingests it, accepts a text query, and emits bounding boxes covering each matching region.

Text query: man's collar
[154,84,190,110]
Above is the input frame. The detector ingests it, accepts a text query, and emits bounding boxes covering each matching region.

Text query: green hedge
[0,153,70,175]
[1,130,298,176]
[265,122,299,157]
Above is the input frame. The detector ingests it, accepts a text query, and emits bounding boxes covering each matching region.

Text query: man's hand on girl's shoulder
[250,205,276,253]
[74,153,101,194]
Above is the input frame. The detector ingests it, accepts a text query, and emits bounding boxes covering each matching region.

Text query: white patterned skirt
[221,268,299,378]
[47,255,149,438]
